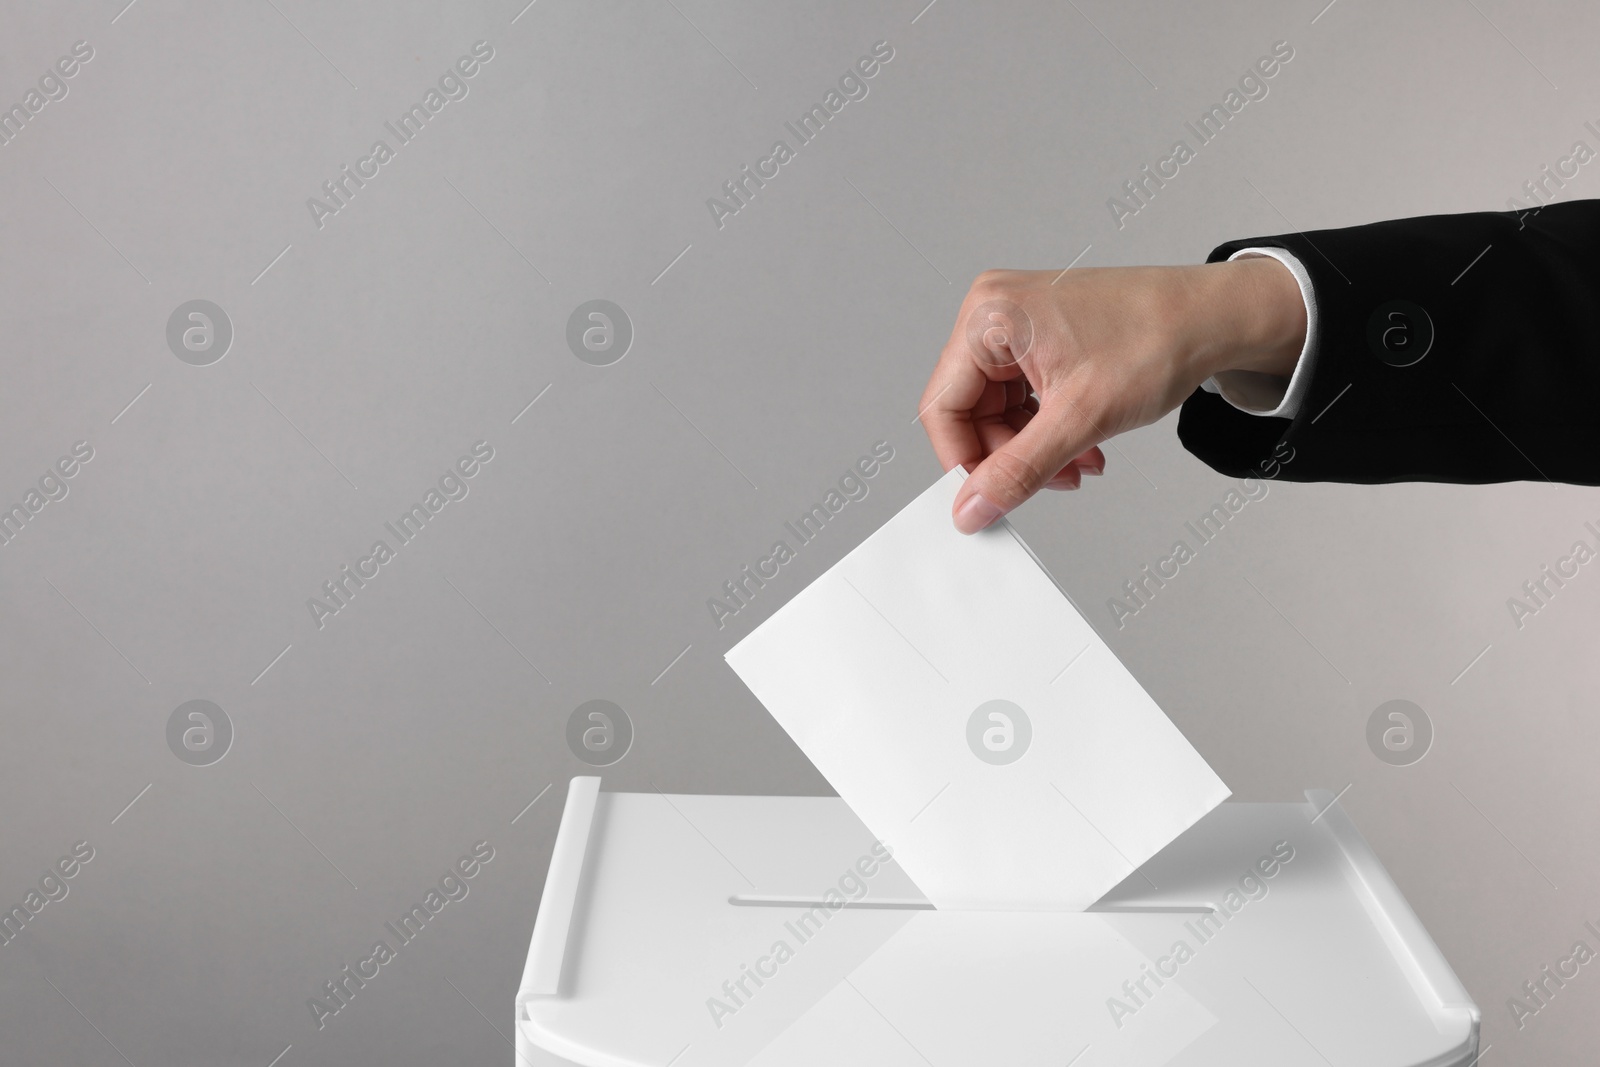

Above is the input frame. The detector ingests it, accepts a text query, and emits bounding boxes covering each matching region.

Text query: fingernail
[1080,463,1103,476]
[954,492,1003,534]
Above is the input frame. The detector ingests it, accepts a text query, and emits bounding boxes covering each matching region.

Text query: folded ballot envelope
[726,467,1230,911]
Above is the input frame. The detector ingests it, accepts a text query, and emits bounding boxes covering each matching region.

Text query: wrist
[1182,257,1307,381]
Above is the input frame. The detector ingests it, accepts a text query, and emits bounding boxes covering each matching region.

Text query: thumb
[952,404,1096,534]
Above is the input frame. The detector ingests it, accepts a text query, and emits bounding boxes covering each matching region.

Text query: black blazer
[1177,199,1600,484]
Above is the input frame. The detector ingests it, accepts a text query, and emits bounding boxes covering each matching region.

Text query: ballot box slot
[727,894,1215,914]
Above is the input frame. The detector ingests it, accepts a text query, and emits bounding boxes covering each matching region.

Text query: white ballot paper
[726,467,1229,911]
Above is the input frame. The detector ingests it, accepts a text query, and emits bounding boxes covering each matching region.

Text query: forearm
[1183,256,1307,382]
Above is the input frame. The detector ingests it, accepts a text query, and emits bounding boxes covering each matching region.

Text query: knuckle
[970,269,1011,297]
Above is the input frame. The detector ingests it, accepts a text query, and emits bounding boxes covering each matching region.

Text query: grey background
[0,0,1594,1063]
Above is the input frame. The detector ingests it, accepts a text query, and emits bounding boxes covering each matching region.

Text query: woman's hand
[919,257,1307,532]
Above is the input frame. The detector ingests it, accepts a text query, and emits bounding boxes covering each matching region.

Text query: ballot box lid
[514,778,1479,1067]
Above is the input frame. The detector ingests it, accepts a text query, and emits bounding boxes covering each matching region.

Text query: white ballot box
[514,777,1479,1067]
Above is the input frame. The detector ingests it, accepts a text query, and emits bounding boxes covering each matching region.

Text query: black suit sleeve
[1177,199,1600,484]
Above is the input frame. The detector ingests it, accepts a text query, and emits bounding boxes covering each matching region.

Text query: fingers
[986,398,1096,491]
[953,402,1099,533]
[1073,445,1106,475]
[1003,405,1032,435]
[924,275,1111,531]
[1044,467,1082,491]
[918,356,994,475]
[919,288,1030,474]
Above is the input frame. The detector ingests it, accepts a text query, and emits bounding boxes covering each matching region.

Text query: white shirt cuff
[1199,246,1318,419]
